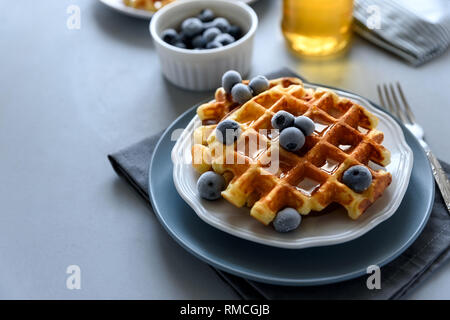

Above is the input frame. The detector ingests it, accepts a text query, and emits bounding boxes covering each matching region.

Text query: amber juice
[282,0,354,57]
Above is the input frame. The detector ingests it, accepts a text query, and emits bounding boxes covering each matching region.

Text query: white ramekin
[149,0,258,91]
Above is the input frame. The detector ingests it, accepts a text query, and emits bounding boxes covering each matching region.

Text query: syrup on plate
[314,122,333,136]
[296,177,321,196]
[320,158,340,174]
[358,126,369,134]
[338,144,354,152]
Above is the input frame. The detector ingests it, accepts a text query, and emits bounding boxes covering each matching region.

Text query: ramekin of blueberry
[160,9,244,50]
[150,0,258,91]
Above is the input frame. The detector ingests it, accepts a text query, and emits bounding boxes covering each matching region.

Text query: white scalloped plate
[171,84,413,249]
[99,0,258,20]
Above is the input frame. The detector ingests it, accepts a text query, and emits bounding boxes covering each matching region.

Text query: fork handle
[426,150,450,214]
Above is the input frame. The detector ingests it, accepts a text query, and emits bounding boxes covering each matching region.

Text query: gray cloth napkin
[354,0,450,66]
[108,69,450,299]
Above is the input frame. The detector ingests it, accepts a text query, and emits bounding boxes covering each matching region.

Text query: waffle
[191,77,392,225]
[124,0,173,12]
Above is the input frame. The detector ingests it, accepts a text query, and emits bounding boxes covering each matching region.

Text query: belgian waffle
[124,0,173,12]
[191,78,392,225]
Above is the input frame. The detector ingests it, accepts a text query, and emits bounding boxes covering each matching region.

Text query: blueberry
[173,42,187,49]
[228,25,242,39]
[161,28,178,45]
[201,21,213,30]
[231,83,253,104]
[342,165,372,193]
[191,35,206,49]
[197,171,225,200]
[214,33,235,46]
[210,17,230,33]
[203,27,221,43]
[222,70,242,94]
[178,30,192,44]
[271,111,295,131]
[216,119,241,145]
[249,75,270,96]
[181,17,204,37]
[273,208,301,233]
[206,41,223,49]
[198,9,215,22]
[294,116,315,136]
[279,127,305,152]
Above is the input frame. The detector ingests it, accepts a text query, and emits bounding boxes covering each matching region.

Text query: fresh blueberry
[342,165,372,193]
[279,127,305,152]
[231,83,253,104]
[206,41,223,49]
[228,25,242,39]
[216,119,241,145]
[203,27,221,43]
[273,208,301,233]
[181,17,204,37]
[271,111,295,131]
[161,28,178,45]
[191,35,206,49]
[197,171,225,200]
[178,30,192,43]
[249,75,270,96]
[201,21,213,30]
[222,70,242,94]
[198,9,215,22]
[173,42,187,49]
[214,33,235,46]
[294,116,315,136]
[210,17,230,33]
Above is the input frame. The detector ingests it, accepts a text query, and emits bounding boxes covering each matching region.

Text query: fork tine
[396,82,416,123]
[389,83,409,123]
[377,84,386,109]
[382,83,396,115]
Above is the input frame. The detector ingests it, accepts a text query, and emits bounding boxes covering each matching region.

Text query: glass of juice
[282,0,354,57]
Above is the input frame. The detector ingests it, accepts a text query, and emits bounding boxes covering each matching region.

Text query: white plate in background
[99,0,258,19]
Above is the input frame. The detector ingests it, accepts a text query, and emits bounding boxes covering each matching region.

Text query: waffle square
[191,78,392,225]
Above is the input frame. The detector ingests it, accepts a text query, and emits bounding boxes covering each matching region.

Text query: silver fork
[377,82,450,214]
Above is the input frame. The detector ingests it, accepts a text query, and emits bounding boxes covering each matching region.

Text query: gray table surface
[0,0,449,299]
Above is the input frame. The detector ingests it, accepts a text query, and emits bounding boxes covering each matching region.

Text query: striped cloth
[354,0,450,66]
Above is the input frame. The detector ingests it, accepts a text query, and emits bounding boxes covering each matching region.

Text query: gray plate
[149,88,434,286]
